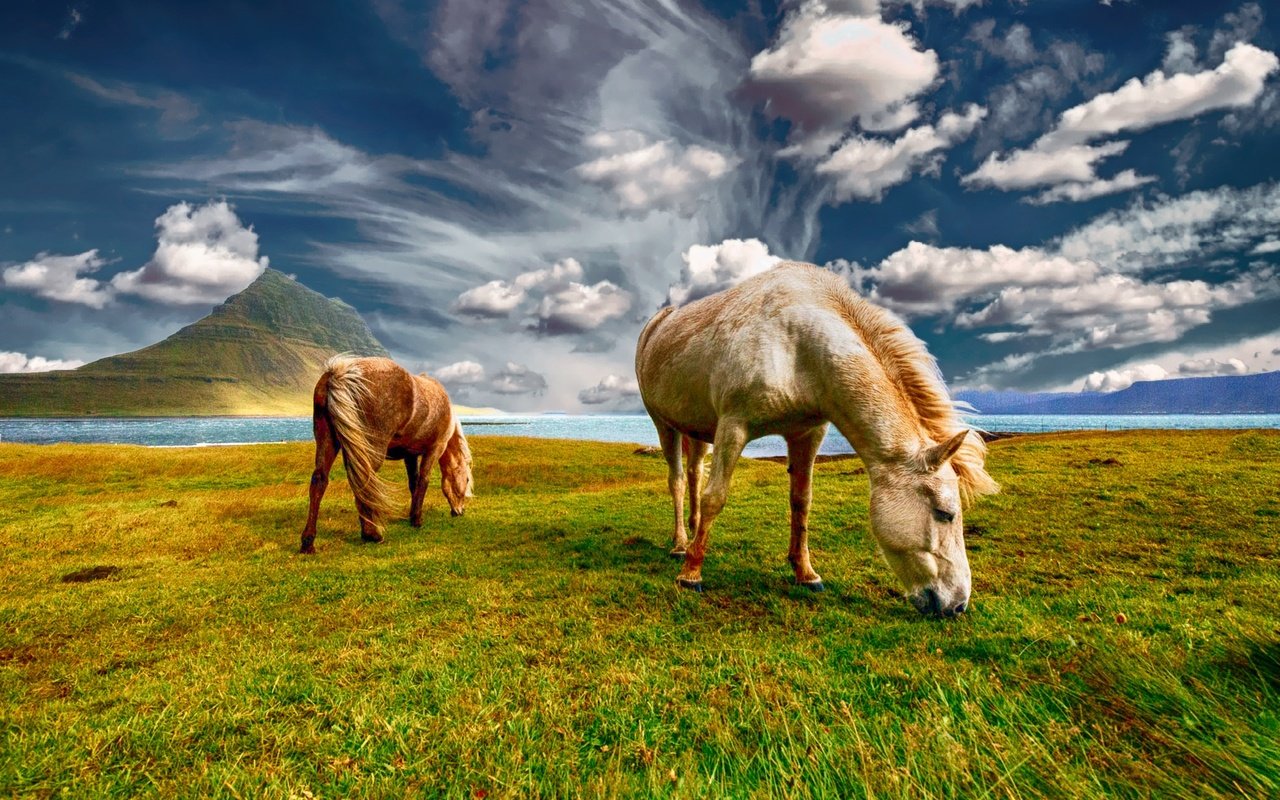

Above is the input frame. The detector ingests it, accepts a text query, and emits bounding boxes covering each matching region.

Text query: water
[1,413,1277,458]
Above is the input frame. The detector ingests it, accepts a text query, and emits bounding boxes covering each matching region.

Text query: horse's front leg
[684,438,710,541]
[654,423,687,557]
[300,412,338,554]
[786,425,827,591]
[677,418,749,591]
[404,455,423,527]
[412,437,448,526]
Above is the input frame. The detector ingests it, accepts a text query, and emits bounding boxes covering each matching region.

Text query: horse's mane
[820,269,999,504]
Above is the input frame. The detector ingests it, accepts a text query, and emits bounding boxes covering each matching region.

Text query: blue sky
[2,0,1279,409]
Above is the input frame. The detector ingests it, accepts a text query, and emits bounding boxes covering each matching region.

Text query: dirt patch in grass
[60,565,121,583]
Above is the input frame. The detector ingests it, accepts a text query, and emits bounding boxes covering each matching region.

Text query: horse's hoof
[669,549,688,560]
[798,579,825,593]
[361,532,384,543]
[677,578,704,593]
[299,545,316,555]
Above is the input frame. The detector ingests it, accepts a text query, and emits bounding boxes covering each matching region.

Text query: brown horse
[299,356,473,554]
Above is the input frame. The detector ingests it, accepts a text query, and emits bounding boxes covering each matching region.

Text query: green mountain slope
[0,269,388,416]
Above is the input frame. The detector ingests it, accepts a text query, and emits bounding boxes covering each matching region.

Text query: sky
[2,0,1280,411]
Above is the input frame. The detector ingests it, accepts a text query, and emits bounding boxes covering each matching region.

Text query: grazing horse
[635,262,997,617]
[299,356,473,554]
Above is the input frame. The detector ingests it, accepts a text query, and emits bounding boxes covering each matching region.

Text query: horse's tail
[321,356,396,530]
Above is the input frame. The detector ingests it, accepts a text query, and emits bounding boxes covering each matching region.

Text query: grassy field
[1,430,1278,798]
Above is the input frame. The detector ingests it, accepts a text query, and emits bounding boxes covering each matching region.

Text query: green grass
[1,430,1278,798]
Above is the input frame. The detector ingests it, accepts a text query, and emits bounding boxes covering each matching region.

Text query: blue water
[1,413,1277,458]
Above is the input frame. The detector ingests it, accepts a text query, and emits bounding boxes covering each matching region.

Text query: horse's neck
[825,360,924,469]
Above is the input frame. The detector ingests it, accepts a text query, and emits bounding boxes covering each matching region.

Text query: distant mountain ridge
[0,268,388,416]
[956,371,1280,415]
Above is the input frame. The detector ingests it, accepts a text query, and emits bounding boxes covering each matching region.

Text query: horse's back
[316,356,418,443]
[636,263,861,436]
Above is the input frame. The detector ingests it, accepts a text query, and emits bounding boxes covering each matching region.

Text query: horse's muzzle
[451,509,463,517]
[910,586,968,618]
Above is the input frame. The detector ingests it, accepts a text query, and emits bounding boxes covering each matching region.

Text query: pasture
[1,430,1278,798]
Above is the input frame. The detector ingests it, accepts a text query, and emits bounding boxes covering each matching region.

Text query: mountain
[957,371,1280,415]
[953,389,1078,414]
[0,269,388,416]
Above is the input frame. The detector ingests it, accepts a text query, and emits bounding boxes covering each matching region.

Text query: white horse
[635,262,997,617]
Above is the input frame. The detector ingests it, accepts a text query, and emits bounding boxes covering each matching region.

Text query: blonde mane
[820,271,999,504]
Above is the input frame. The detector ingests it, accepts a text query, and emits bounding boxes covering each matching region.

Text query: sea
[1,414,1277,459]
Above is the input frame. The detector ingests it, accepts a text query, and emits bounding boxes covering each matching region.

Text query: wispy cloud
[965,42,1279,202]
[148,0,829,408]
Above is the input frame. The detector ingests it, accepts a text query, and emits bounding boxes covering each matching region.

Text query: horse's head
[868,430,974,618]
[439,421,473,516]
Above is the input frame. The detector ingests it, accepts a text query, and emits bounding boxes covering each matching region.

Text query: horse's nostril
[911,587,941,616]
[954,600,968,616]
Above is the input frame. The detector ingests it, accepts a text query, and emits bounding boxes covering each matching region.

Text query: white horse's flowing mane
[819,269,999,504]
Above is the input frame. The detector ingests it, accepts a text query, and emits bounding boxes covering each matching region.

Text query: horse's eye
[932,508,955,524]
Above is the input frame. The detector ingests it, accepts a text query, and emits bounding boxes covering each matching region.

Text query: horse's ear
[923,430,969,473]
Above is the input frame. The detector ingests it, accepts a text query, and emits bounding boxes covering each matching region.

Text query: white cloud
[1056,181,1280,272]
[434,360,486,384]
[901,209,940,239]
[1039,43,1278,151]
[453,257,630,333]
[57,7,83,40]
[165,123,384,194]
[513,258,583,289]
[433,358,552,398]
[844,241,1100,317]
[1177,356,1248,376]
[1025,169,1157,205]
[1162,30,1199,75]
[109,201,268,305]
[954,269,1275,350]
[965,141,1130,191]
[3,250,113,308]
[452,280,526,317]
[65,73,200,136]
[1083,363,1168,392]
[575,131,736,214]
[0,351,86,373]
[1055,329,1280,392]
[578,374,641,405]
[815,105,986,202]
[964,42,1280,200]
[667,238,782,306]
[843,182,1280,384]
[1252,239,1280,254]
[533,281,631,333]
[488,362,548,395]
[746,3,939,143]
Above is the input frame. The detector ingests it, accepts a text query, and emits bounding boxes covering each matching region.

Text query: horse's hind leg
[677,418,749,591]
[786,425,827,591]
[300,411,338,554]
[684,438,710,542]
[655,423,687,557]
